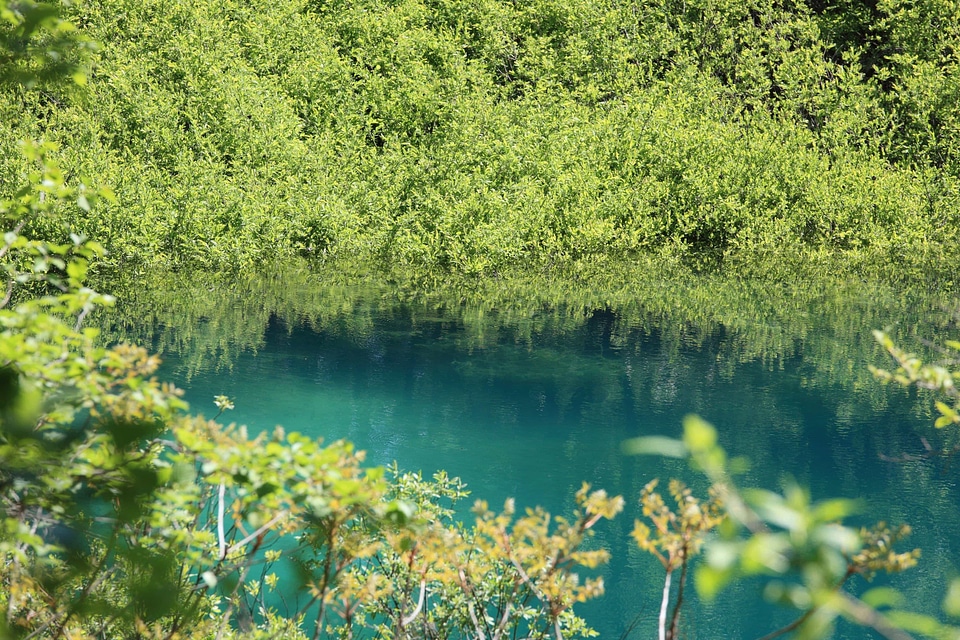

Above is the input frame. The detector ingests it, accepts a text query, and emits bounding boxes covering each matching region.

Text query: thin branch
[401,580,427,627]
[468,573,496,640]
[757,606,813,640]
[658,569,672,640]
[214,602,234,640]
[226,510,288,555]
[918,337,960,364]
[313,598,328,640]
[193,538,296,594]
[216,553,256,640]
[756,567,855,640]
[73,303,91,332]
[840,593,915,640]
[509,557,548,604]
[45,527,120,640]
[311,525,339,640]
[667,553,688,640]
[22,609,60,640]
[616,609,647,640]
[492,601,513,640]
[0,277,13,309]
[506,541,561,640]
[217,482,227,560]
[468,602,488,640]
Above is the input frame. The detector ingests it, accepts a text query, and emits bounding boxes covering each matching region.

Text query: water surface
[127,271,960,639]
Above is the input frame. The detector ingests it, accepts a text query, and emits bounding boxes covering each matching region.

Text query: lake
[117,267,960,639]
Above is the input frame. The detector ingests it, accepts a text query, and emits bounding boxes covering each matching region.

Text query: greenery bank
[3,0,960,283]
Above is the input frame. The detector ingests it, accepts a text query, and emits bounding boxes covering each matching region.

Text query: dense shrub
[2,0,958,283]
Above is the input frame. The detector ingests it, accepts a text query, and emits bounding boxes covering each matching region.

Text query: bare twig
[667,552,688,640]
[1,277,13,309]
[492,601,513,640]
[756,608,813,640]
[226,510,288,556]
[919,337,960,364]
[616,609,647,640]
[73,304,91,332]
[658,570,672,640]
[217,482,227,560]
[509,557,548,604]
[468,602,488,640]
[840,593,915,640]
[401,580,427,627]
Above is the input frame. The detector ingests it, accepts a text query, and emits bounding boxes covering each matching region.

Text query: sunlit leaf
[620,435,687,458]
[683,415,718,452]
[862,586,903,609]
[944,578,960,618]
[695,564,734,600]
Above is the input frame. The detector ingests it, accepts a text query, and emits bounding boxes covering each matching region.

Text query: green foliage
[1,0,958,282]
[1,147,625,640]
[871,329,960,429]
[0,0,93,88]
[626,416,943,639]
[101,261,955,458]
[0,143,193,639]
[0,92,625,640]
[0,123,954,640]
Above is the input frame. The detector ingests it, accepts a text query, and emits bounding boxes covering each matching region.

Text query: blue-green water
[147,279,960,639]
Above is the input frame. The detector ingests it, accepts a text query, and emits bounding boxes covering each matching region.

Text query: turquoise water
[150,282,960,639]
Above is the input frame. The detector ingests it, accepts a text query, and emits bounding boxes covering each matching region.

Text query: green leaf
[811,498,860,523]
[385,499,416,525]
[695,564,733,600]
[620,435,687,458]
[66,260,87,282]
[935,416,954,429]
[944,578,960,617]
[97,186,117,203]
[683,415,717,452]
[884,610,949,636]
[333,478,361,496]
[934,401,958,429]
[861,586,903,609]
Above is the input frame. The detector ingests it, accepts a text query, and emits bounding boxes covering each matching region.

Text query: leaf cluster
[871,329,960,430]
[0,0,93,89]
